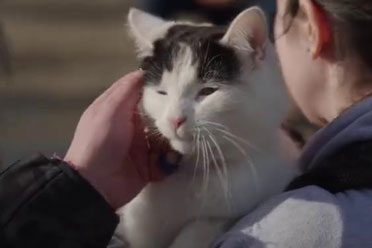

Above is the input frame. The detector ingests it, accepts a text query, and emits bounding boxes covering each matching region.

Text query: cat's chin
[170,140,193,155]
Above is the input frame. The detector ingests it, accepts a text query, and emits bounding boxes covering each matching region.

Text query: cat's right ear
[127,8,174,58]
[220,7,268,61]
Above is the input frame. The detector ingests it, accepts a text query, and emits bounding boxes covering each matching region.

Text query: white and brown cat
[116,7,298,248]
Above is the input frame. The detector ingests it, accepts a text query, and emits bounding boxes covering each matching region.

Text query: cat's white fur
[117,7,298,248]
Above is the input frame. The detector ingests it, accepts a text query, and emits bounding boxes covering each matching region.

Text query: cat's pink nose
[170,117,187,130]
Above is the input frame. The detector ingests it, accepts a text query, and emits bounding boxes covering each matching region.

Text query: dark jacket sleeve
[0,154,119,248]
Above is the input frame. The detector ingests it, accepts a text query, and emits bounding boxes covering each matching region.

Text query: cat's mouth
[144,120,194,155]
[169,138,193,155]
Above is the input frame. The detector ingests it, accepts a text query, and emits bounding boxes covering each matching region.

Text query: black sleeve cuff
[0,154,119,248]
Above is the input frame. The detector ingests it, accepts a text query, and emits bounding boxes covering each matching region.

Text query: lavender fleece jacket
[214,97,372,248]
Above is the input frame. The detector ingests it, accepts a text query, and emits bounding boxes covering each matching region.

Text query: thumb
[128,111,152,182]
[109,70,144,111]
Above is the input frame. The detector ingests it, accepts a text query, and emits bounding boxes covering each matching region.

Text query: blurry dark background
[0,0,277,168]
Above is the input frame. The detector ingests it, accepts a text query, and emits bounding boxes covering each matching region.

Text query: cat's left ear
[220,7,268,60]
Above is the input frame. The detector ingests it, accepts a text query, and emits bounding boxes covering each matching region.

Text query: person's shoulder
[215,186,344,248]
[242,185,342,227]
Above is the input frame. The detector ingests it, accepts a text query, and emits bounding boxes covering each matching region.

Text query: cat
[116,7,298,248]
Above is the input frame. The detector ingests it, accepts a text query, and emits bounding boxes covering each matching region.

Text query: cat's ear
[220,7,268,60]
[128,8,174,58]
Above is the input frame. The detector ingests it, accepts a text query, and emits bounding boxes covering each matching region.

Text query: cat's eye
[198,87,218,97]
[157,90,167,96]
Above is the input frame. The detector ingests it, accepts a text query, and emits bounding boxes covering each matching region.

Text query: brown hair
[285,0,372,67]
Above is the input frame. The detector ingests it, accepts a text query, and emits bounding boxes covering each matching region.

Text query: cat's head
[128,8,288,155]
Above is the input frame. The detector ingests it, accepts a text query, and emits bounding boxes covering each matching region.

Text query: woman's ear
[127,8,174,58]
[220,7,268,61]
[298,0,331,59]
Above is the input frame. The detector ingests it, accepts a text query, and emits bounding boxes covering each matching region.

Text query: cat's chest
[148,163,257,217]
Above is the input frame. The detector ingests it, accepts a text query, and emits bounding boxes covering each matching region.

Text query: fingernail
[133,70,144,76]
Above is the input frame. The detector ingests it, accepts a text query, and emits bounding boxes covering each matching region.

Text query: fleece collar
[300,96,372,171]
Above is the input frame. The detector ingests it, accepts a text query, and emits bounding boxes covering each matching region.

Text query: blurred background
[0,0,282,168]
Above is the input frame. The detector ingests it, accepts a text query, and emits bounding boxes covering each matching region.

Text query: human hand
[65,71,177,209]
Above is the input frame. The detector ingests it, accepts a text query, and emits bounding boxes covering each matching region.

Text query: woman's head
[275,0,372,125]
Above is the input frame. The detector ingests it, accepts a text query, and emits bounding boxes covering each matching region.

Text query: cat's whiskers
[201,136,210,194]
[191,132,196,154]
[205,135,232,213]
[202,127,228,181]
[201,123,261,200]
[202,121,261,152]
[202,126,233,211]
[145,127,170,149]
[219,134,260,192]
[146,128,163,138]
[200,133,206,191]
[205,136,211,192]
[133,111,166,142]
[192,128,201,182]
[221,135,249,158]
[214,127,260,152]
[147,132,162,139]
[145,129,160,137]
[205,137,223,186]
[197,135,212,215]
[200,120,229,130]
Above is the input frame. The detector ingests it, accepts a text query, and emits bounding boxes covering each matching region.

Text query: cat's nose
[170,116,187,130]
